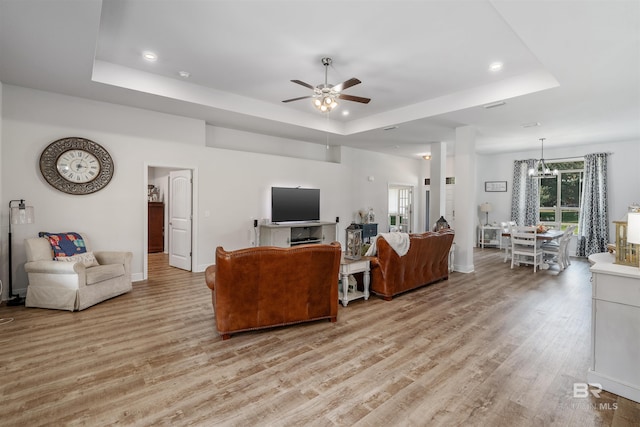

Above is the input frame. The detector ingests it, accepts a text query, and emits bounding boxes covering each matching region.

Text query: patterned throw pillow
[39,232,87,258]
[55,251,99,267]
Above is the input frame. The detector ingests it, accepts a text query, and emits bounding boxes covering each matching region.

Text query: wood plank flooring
[1,249,639,426]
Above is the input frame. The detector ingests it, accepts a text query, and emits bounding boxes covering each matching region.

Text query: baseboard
[453,263,474,273]
[588,369,640,404]
[195,263,210,273]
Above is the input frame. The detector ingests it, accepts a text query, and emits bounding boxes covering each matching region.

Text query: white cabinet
[588,253,640,403]
[259,222,337,247]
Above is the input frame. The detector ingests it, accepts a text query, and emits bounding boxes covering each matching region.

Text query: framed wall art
[485,181,507,192]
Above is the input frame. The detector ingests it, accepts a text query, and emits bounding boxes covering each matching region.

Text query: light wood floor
[1,250,638,426]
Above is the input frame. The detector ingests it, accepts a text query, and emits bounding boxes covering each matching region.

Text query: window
[538,161,584,233]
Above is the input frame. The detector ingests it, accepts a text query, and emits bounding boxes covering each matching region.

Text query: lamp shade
[10,205,34,225]
[480,203,492,213]
[627,212,640,245]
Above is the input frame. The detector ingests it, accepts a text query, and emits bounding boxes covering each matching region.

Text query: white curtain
[511,159,539,226]
[577,153,609,257]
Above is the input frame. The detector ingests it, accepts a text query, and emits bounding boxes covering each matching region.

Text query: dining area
[500,222,576,273]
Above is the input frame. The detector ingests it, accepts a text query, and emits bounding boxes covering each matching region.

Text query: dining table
[502,228,565,269]
[502,229,564,241]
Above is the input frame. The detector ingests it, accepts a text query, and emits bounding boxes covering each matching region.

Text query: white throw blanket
[365,232,410,257]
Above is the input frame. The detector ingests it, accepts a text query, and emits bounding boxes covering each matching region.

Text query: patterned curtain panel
[511,159,539,226]
[577,153,609,257]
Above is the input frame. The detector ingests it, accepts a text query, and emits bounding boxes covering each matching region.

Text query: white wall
[3,84,636,300]
[476,140,640,243]
[1,85,422,299]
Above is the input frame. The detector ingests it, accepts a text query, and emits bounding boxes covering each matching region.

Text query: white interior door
[389,185,413,233]
[169,170,192,271]
[397,187,413,233]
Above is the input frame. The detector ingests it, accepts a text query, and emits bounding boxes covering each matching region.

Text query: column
[428,141,447,230]
[453,126,476,273]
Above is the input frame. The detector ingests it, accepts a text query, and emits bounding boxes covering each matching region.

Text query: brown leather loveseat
[370,229,454,300]
[205,242,341,339]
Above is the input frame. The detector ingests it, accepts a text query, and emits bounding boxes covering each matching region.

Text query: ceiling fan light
[324,96,333,105]
[314,99,322,107]
[320,104,328,112]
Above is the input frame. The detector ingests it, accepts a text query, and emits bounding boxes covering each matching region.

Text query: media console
[259,222,337,247]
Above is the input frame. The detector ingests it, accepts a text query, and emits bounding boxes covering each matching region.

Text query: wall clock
[39,137,114,195]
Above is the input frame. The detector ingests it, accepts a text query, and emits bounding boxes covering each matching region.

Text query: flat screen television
[271,187,320,223]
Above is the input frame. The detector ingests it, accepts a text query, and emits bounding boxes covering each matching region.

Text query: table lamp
[480,203,492,226]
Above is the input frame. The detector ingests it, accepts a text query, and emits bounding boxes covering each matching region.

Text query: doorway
[388,184,413,233]
[146,166,196,280]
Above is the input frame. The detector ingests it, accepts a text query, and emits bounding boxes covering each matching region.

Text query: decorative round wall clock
[39,137,114,195]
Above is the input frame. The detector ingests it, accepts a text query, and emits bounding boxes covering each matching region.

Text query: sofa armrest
[94,251,131,266]
[94,251,132,279]
[24,260,85,275]
[205,265,216,291]
[369,257,380,269]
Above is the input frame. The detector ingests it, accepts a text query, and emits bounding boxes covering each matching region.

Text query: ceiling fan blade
[338,93,371,104]
[333,78,361,92]
[282,95,313,103]
[291,79,315,90]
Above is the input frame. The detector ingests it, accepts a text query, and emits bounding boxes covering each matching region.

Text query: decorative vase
[366,208,375,224]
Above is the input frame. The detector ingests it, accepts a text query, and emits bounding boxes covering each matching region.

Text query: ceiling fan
[282,57,371,112]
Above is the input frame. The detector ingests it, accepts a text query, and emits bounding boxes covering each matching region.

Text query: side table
[339,256,370,306]
[478,225,502,248]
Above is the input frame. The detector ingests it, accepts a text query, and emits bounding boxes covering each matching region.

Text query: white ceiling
[1,0,638,159]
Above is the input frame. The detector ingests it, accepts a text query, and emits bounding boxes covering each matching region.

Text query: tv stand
[259,222,337,247]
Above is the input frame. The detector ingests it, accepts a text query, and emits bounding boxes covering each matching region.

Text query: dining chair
[563,225,576,267]
[511,228,543,273]
[542,225,576,270]
[501,221,517,262]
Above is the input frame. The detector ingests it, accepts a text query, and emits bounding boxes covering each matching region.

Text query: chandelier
[528,138,558,178]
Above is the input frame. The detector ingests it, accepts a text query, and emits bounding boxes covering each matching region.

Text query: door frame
[143,163,199,280]
[387,183,415,233]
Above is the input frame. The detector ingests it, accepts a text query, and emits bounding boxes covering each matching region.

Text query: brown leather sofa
[370,229,454,300]
[205,242,341,339]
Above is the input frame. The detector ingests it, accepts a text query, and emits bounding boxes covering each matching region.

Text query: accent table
[339,256,370,306]
[478,225,502,248]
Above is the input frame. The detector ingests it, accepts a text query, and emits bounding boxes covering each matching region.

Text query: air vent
[522,122,541,128]
[483,101,506,109]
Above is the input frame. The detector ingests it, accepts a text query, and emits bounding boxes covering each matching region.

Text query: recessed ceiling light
[483,101,506,109]
[423,155,432,160]
[142,51,157,62]
[489,62,503,72]
[342,110,349,116]
[178,71,190,78]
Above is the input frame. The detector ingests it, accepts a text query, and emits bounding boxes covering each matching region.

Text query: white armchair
[24,233,132,311]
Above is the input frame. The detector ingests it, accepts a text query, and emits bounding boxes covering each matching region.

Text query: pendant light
[528,138,559,178]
